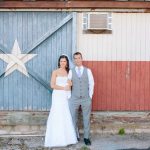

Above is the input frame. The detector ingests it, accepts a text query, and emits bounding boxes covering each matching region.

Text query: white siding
[77,13,150,61]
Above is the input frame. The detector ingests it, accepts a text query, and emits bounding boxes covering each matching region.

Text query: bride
[44,55,77,148]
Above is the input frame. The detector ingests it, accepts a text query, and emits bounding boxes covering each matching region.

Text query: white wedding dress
[44,76,77,147]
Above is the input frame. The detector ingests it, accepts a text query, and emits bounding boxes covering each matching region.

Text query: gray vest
[71,67,90,99]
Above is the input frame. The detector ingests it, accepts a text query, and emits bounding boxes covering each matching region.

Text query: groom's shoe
[84,138,91,146]
[77,138,80,141]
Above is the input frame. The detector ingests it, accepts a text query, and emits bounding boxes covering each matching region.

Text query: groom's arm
[87,69,94,99]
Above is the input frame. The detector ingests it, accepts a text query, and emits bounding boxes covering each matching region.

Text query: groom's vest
[71,67,90,99]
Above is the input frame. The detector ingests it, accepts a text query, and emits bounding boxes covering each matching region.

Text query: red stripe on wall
[83,61,150,111]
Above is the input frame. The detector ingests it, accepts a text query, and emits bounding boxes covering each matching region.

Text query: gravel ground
[0,133,150,150]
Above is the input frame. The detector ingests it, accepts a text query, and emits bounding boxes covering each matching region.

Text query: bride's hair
[58,55,70,73]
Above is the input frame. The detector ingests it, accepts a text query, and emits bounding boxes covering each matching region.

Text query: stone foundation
[1,111,150,135]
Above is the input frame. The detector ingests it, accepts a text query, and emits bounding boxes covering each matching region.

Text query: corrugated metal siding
[0,12,75,111]
[77,13,150,111]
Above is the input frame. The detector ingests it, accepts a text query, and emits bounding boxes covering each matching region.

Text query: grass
[118,128,125,135]
[80,146,90,150]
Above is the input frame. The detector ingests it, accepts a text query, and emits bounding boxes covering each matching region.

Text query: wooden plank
[106,61,112,110]
[140,62,146,110]
[72,12,77,55]
[118,61,124,110]
[120,61,126,110]
[134,14,141,110]
[130,62,136,110]
[125,14,132,110]
[67,13,73,60]
[16,12,22,110]
[0,13,4,110]
[61,14,67,54]
[116,62,122,110]
[40,12,47,111]
[45,12,55,111]
[144,14,150,110]
[28,12,34,110]
[24,13,73,54]
[22,12,28,110]
[125,61,131,110]
[12,72,20,111]
[0,1,150,9]
[2,13,9,111]
[111,61,117,110]
[136,62,142,110]
[9,12,15,111]
[97,62,102,110]
[102,61,107,110]
[146,62,150,110]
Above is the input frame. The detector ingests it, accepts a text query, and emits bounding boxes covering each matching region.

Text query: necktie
[77,67,81,78]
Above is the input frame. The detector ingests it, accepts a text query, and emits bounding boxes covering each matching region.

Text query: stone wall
[0,111,47,135]
[1,111,150,135]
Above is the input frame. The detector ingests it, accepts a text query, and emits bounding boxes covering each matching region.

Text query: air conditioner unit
[83,13,112,30]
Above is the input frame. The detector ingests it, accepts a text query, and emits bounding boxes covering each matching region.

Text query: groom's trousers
[69,99,91,139]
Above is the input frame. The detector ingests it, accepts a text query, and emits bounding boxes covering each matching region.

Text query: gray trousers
[69,98,91,139]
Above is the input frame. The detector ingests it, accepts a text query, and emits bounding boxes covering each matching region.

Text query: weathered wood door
[0,11,76,111]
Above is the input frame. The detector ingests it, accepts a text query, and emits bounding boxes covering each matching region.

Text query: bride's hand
[64,85,71,91]
[67,80,72,86]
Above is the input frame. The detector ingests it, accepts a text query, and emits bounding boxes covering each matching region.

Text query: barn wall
[77,13,150,110]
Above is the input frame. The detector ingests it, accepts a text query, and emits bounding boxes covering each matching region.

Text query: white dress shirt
[68,66,94,99]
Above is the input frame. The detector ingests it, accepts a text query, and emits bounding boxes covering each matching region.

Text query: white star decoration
[0,39,37,77]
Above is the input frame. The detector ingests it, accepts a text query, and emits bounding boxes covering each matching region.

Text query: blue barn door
[0,12,76,111]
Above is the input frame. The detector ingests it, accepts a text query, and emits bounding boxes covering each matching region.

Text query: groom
[68,52,94,145]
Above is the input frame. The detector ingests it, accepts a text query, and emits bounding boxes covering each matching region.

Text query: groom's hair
[73,52,82,59]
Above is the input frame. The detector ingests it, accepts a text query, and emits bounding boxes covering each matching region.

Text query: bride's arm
[50,71,70,90]
[67,79,72,86]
